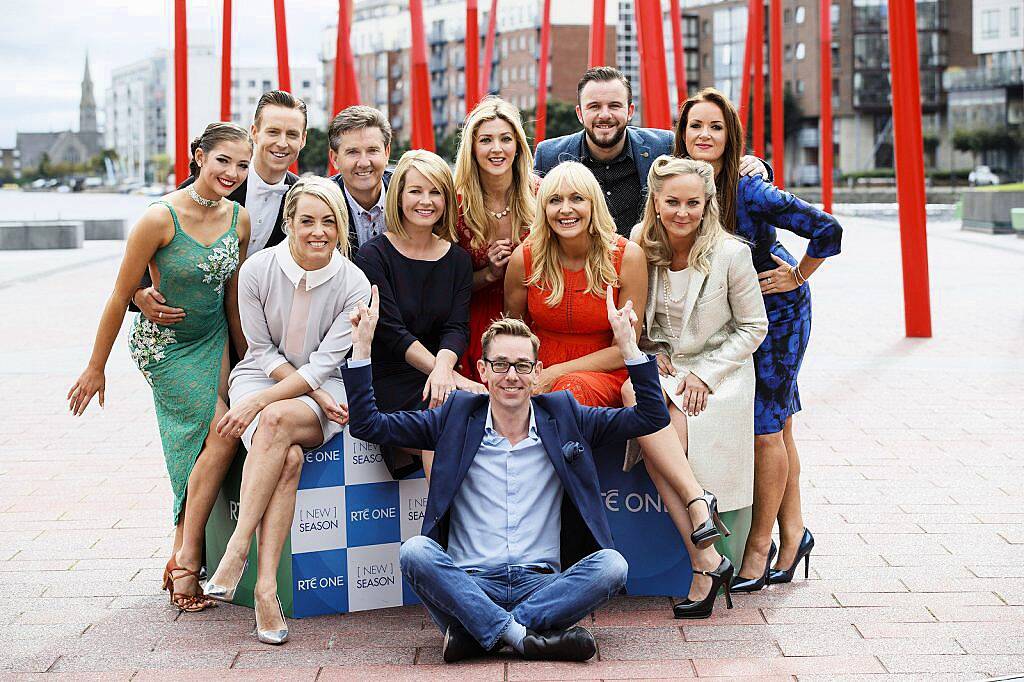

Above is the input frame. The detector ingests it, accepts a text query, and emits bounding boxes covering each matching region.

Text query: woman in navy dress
[674,87,842,591]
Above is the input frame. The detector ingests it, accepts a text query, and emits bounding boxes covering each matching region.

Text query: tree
[954,127,1023,167]
[298,127,328,176]
[522,100,581,146]
[436,130,461,164]
[37,152,51,179]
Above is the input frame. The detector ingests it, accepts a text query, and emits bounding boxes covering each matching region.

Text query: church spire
[80,52,97,134]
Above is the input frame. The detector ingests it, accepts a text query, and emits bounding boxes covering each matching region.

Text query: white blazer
[626,229,768,512]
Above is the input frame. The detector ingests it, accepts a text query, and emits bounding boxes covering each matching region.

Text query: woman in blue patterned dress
[68,123,252,611]
[674,88,842,591]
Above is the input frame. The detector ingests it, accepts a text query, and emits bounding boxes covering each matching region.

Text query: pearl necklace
[659,268,688,339]
[188,185,221,208]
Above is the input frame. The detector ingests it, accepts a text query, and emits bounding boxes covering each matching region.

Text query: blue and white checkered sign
[289,429,425,617]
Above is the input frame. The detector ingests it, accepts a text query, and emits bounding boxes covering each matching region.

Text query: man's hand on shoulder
[605,286,643,363]
[349,285,378,361]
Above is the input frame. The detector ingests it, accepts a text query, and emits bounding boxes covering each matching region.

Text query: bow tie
[257,184,289,197]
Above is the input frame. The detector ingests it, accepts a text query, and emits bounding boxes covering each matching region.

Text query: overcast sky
[2,1,618,148]
[1,0,337,147]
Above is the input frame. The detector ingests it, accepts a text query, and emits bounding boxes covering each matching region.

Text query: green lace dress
[128,200,240,523]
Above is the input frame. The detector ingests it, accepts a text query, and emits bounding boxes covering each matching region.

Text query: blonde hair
[480,316,540,359]
[453,97,535,249]
[637,156,730,275]
[526,162,620,306]
[385,150,458,242]
[283,176,351,257]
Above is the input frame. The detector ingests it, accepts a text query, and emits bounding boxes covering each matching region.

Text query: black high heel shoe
[687,490,732,550]
[769,528,814,584]
[673,556,734,619]
[729,540,777,593]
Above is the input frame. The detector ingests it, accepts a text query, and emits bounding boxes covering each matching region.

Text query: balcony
[797,128,819,148]
[429,56,447,74]
[944,65,1024,92]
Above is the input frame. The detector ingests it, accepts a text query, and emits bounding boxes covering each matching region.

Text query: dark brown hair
[253,90,308,130]
[673,87,744,234]
[576,66,632,105]
[189,122,251,178]
[328,105,393,152]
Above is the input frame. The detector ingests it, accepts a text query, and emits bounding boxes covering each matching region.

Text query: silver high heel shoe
[203,556,248,603]
[255,595,289,645]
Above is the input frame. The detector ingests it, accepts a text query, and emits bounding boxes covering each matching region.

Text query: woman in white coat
[622,156,767,619]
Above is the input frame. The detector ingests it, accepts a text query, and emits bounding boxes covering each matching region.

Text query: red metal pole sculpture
[329,0,360,175]
[174,0,189,184]
[273,0,298,171]
[887,0,933,337]
[669,0,687,108]
[535,0,552,143]
[769,0,784,188]
[589,0,606,67]
[273,0,292,92]
[751,0,764,156]
[739,0,753,131]
[220,0,232,122]
[481,0,499,95]
[466,0,481,111]
[819,0,833,213]
[409,0,435,151]
[634,0,672,129]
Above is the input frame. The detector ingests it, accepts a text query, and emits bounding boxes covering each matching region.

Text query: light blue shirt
[448,404,564,572]
[343,182,386,247]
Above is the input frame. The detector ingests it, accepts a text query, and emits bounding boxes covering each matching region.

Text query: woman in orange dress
[505,162,647,406]
[454,97,537,382]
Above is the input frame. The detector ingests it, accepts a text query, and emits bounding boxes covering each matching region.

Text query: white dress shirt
[245,169,290,253]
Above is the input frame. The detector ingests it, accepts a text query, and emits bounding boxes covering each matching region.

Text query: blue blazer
[329,169,393,253]
[341,357,671,568]
[534,127,675,191]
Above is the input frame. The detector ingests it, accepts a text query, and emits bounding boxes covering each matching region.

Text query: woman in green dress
[68,122,253,611]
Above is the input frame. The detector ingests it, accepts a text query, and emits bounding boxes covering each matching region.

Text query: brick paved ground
[1,214,1023,680]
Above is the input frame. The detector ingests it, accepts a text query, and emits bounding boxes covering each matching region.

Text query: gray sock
[501,618,528,653]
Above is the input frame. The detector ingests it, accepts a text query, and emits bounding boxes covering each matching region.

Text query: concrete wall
[0,222,84,250]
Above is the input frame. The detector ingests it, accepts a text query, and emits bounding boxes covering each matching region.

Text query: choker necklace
[488,205,510,220]
[188,185,221,208]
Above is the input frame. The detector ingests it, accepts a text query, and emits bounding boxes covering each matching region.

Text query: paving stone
[320,663,506,681]
[692,655,886,677]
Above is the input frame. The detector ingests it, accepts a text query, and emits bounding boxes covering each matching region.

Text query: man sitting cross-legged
[340,285,670,663]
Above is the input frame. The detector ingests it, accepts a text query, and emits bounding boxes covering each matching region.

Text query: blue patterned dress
[734,176,842,435]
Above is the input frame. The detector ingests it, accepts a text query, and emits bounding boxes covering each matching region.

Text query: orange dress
[523,236,629,407]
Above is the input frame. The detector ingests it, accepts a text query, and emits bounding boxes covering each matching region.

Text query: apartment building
[322,0,615,145]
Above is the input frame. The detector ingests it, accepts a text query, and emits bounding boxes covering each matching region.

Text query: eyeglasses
[482,358,538,374]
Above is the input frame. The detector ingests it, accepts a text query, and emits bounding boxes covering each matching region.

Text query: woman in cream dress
[622,156,767,619]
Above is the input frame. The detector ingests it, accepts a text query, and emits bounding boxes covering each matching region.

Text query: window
[302,80,311,89]
[262,80,271,90]
[703,19,710,36]
[980,9,999,39]
[784,44,793,60]
[795,6,805,24]
[1011,7,1021,37]
[247,80,256,88]
[796,42,806,60]
[784,8,792,23]
[796,79,805,94]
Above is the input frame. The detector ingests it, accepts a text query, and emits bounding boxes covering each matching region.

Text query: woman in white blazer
[622,156,768,620]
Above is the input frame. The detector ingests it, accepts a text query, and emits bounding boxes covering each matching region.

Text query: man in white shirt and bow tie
[131,90,308,325]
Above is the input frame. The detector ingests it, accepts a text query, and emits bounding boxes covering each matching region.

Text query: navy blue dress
[734,176,842,435]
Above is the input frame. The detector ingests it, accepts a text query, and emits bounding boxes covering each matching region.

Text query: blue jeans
[399,535,628,651]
